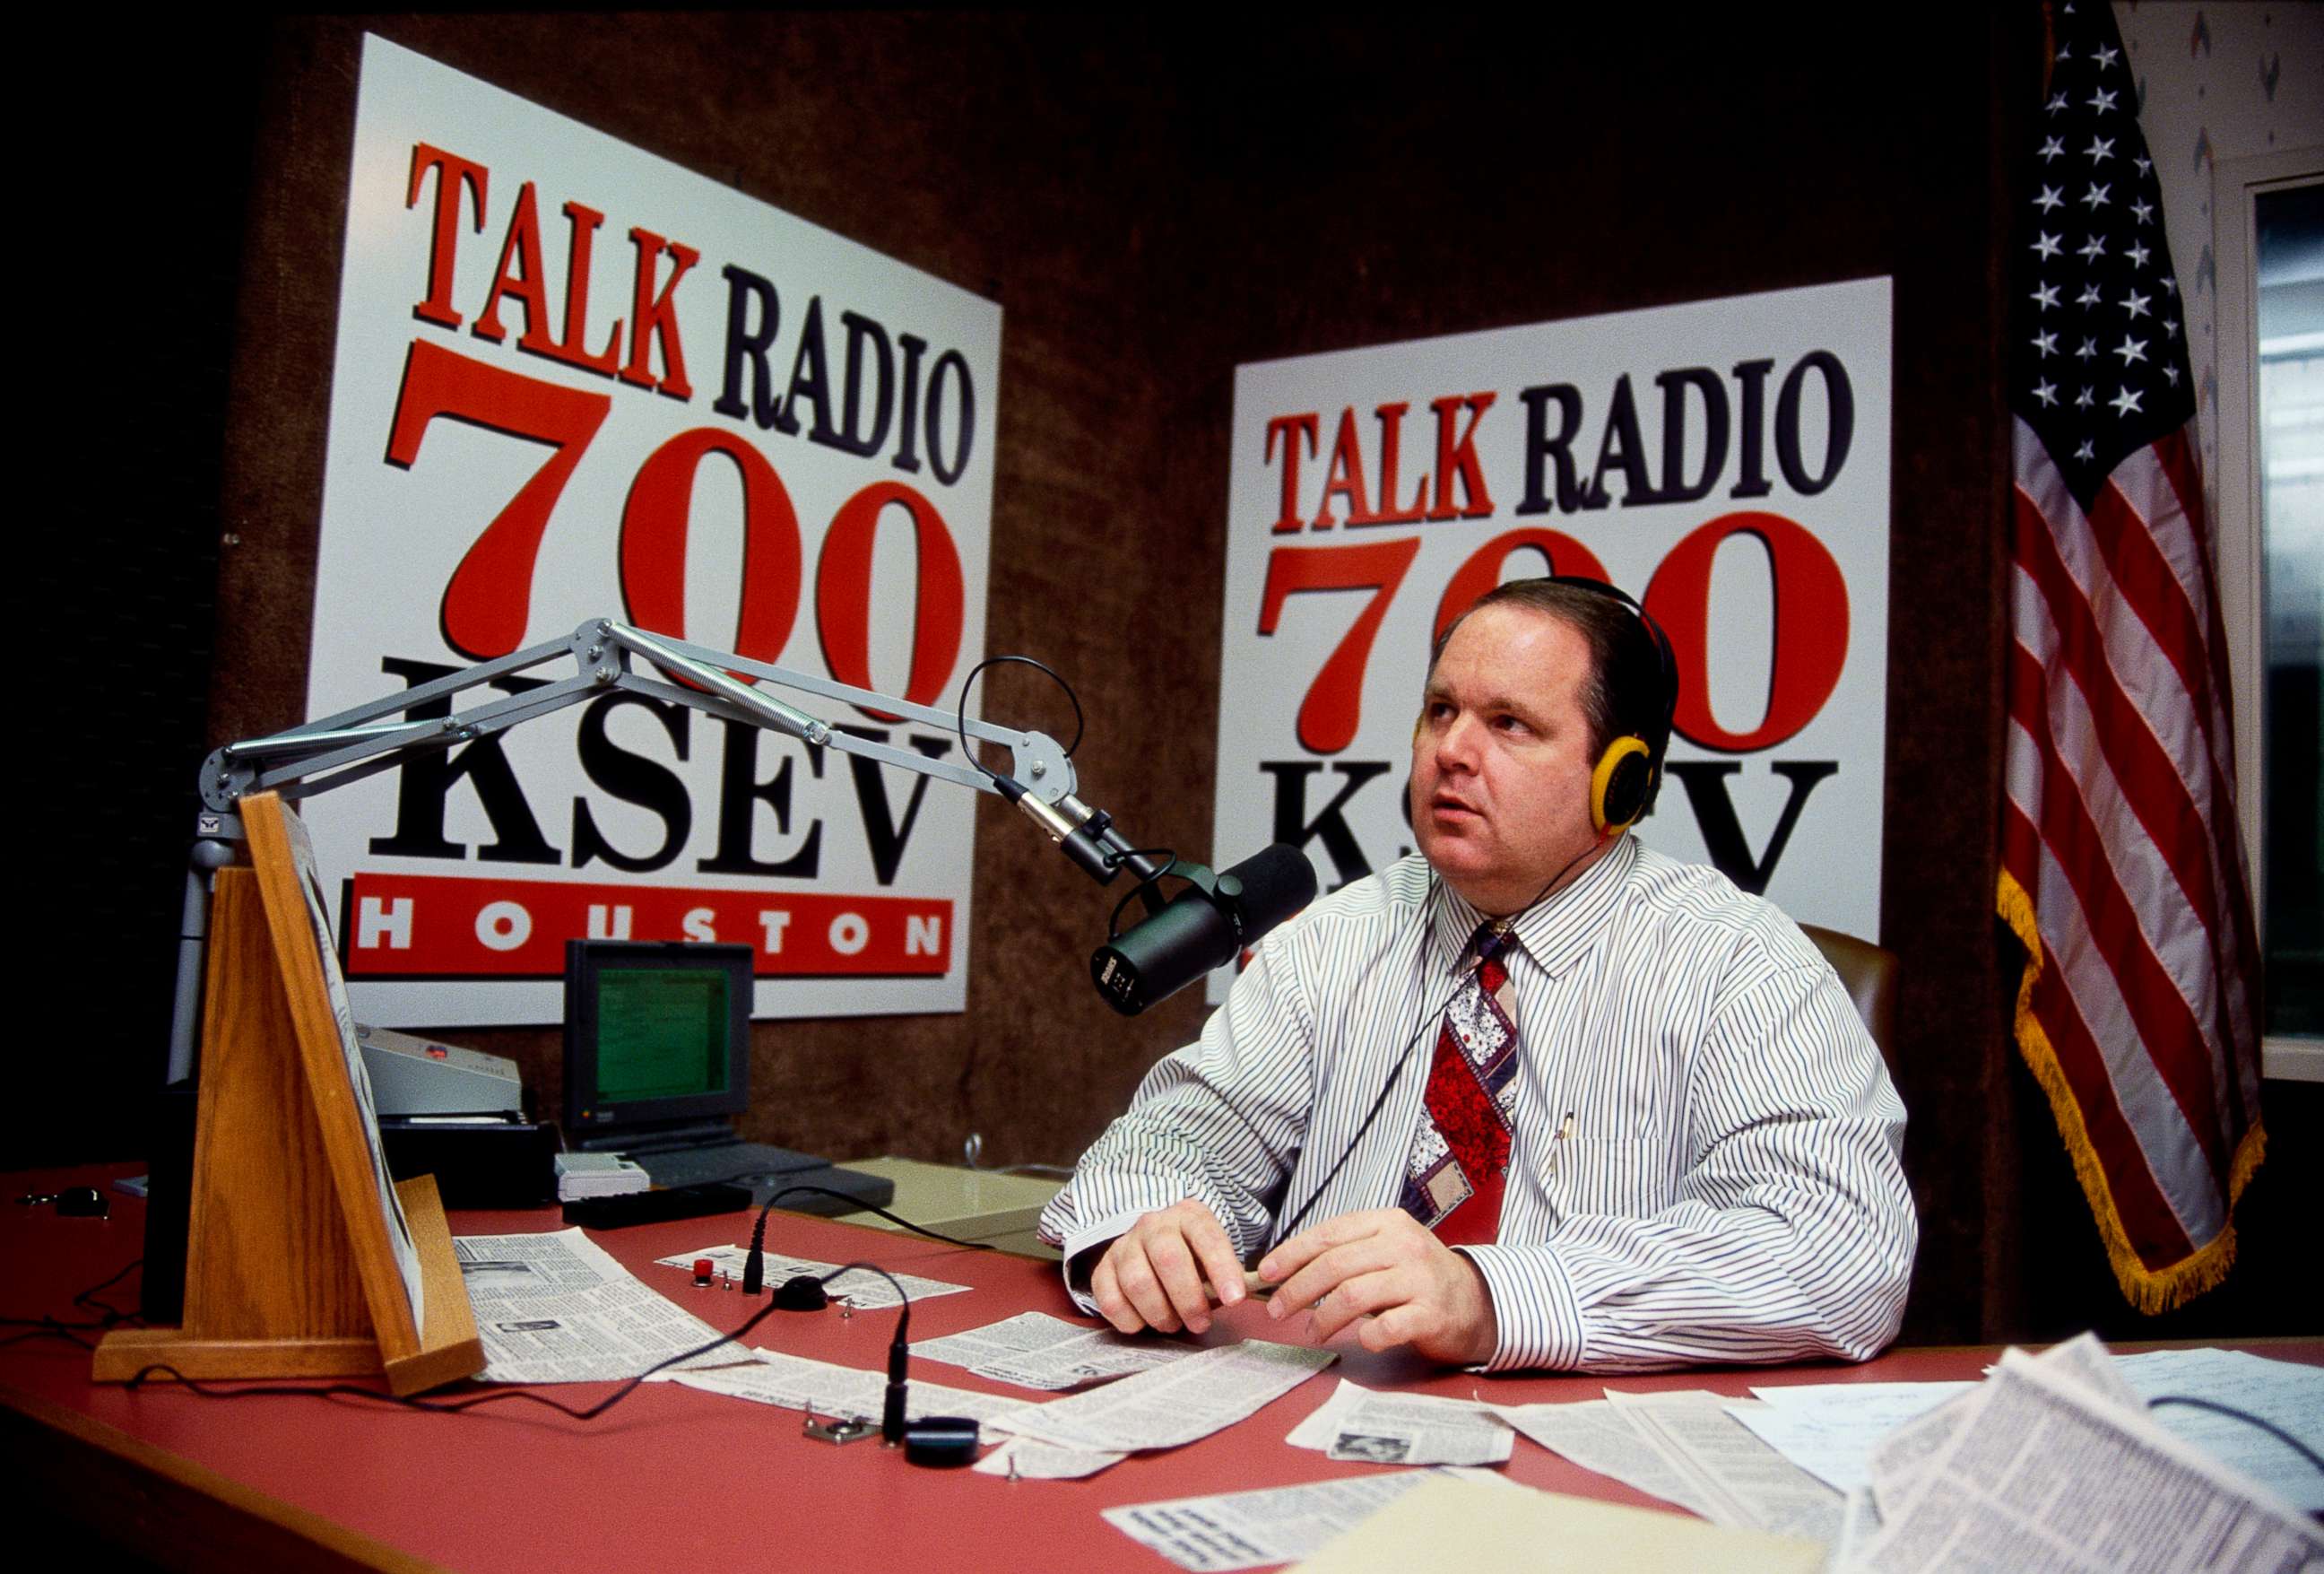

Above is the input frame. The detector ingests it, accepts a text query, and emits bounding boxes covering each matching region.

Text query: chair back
[1799,923,1901,1073]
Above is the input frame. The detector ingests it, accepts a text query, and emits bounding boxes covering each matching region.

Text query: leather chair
[1799,924,1901,1074]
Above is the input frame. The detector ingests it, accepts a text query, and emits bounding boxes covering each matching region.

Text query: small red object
[425,1046,448,1059]
[692,1258,715,1287]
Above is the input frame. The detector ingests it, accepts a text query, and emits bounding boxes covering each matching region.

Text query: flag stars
[2077,338,2099,362]
[2077,387,2096,410]
[2079,234,2108,263]
[2082,182,2112,209]
[2113,335,2148,365]
[2126,241,2151,268]
[2033,379,2060,407]
[2121,290,2151,318]
[2078,284,2104,309]
[2111,386,2144,417]
[2131,198,2155,224]
[2161,276,2177,296]
[2088,87,2120,115]
[2076,439,2096,462]
[2033,329,2060,357]
[2164,364,2181,387]
[2034,231,2064,260]
[2085,135,2115,162]
[2134,154,2153,178]
[2094,43,2120,70]
[2032,282,2062,310]
[2035,184,2066,212]
[2039,136,2067,162]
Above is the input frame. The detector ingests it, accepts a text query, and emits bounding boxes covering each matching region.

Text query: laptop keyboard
[635,1141,828,1190]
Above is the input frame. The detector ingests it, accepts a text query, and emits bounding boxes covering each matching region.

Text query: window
[2214,148,2323,1082]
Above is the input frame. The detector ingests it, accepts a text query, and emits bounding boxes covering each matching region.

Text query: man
[1036,578,1915,1372]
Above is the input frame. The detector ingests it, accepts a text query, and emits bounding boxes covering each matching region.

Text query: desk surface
[7,1164,2319,1573]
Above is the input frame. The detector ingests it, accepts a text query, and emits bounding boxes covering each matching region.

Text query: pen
[1547,1110,1576,1173]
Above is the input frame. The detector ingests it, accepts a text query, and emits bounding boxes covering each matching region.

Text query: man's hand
[1090,1198,1247,1336]
[1256,1209,1498,1365]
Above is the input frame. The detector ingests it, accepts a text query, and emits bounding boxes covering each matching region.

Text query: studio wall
[48,12,2083,1345]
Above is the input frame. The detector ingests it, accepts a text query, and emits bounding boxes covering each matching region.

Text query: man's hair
[1428,578,1672,764]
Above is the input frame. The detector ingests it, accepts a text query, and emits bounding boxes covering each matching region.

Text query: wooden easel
[95,793,483,1396]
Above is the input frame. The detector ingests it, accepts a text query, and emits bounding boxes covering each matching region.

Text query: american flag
[2000,0,2265,1313]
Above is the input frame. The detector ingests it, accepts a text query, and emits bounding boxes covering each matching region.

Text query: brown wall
[60,12,2244,1348]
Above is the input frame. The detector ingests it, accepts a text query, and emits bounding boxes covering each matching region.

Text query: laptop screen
[563,940,754,1135]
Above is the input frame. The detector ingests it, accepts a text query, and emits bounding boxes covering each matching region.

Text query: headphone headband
[1530,576,1678,832]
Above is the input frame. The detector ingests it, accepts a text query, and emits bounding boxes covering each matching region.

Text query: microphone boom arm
[171,616,1121,1081]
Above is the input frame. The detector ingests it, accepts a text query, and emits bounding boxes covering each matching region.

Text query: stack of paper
[913,1309,1198,1391]
[984,1340,1336,1479]
[1491,1388,1844,1542]
[553,1152,647,1201]
[1834,1335,2323,1571]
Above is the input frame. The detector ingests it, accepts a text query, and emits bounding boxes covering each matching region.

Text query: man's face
[1410,603,1605,916]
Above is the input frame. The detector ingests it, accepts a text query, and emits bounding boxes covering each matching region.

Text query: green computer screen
[592,968,730,1104]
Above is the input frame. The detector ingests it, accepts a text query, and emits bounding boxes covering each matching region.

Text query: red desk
[7,1166,2318,1572]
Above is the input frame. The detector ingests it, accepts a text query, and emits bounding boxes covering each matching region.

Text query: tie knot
[1471,921,1507,963]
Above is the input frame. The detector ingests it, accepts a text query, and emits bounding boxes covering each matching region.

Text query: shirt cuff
[1455,1243,1586,1372]
[1055,1210,1149,1315]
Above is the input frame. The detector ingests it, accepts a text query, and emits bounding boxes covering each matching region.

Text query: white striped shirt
[1038,836,1916,1372]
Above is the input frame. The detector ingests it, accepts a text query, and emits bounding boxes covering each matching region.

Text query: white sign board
[307,37,1002,1024]
[1212,280,1890,999]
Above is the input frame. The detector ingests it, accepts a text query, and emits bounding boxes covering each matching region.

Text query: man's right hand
[1089,1198,1246,1336]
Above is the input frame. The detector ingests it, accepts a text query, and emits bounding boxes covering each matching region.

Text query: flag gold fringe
[1995,868,2265,1315]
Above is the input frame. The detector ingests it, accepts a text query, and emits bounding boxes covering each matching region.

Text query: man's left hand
[1255,1209,1497,1365]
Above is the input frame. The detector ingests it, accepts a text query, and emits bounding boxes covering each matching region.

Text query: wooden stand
[96,795,484,1396]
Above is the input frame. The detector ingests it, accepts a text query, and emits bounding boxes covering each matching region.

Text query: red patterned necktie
[1400,923,1519,1247]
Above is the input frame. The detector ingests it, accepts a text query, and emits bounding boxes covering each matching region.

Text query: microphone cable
[1267,837,1616,1247]
[951,653,1082,785]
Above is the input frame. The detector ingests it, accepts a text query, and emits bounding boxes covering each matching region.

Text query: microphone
[1090,844,1317,1016]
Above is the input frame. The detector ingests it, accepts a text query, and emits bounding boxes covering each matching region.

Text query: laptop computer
[562,940,894,1216]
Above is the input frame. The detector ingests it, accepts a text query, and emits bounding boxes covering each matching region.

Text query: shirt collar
[1426,834,1640,979]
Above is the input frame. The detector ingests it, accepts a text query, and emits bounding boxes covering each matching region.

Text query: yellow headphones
[1590,735,1655,837]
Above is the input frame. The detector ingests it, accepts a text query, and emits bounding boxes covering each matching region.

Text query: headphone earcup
[1591,736,1652,834]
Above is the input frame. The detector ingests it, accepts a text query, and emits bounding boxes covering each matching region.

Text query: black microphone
[1090,844,1317,1016]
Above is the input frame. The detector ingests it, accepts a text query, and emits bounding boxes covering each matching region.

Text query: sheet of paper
[914,1310,1198,1390]
[455,1228,743,1383]
[655,1244,970,1309]
[1286,1378,1513,1466]
[973,1435,1131,1480]
[1725,1383,1974,1494]
[1603,1389,1843,1543]
[666,1347,1031,1427]
[1488,1397,1718,1518]
[2116,1346,2324,1513]
[1286,1474,1828,1574]
[1851,1347,2324,1574]
[1104,1472,1438,1572]
[993,1339,1335,1453]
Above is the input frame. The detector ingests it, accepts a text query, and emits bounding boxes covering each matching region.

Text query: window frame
[2211,144,2324,1083]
